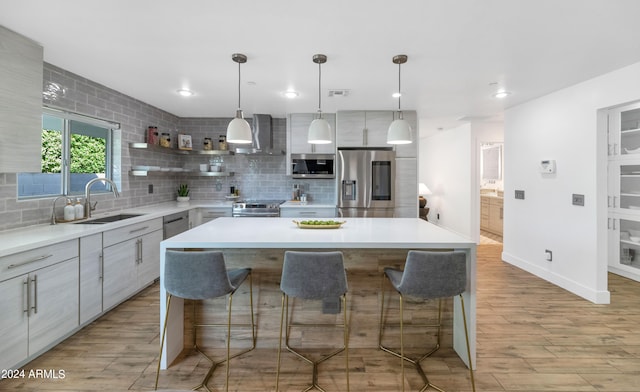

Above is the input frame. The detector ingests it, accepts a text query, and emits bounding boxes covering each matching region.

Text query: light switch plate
[515,190,525,200]
[572,194,584,206]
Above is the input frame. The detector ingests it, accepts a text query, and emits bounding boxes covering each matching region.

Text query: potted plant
[176,183,190,202]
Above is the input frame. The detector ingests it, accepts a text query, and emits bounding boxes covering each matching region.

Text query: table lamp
[418,183,432,208]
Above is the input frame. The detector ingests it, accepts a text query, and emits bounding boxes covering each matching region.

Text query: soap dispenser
[74,198,84,220]
[63,198,75,221]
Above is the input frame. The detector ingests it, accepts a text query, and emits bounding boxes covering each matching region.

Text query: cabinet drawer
[0,239,78,282]
[103,218,162,247]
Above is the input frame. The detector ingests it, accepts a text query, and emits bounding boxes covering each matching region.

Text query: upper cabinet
[336,110,417,157]
[286,113,336,176]
[608,103,640,158]
[0,26,43,173]
[287,113,336,154]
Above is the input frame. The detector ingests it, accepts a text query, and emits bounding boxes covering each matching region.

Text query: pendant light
[308,54,332,144]
[387,54,413,145]
[226,53,252,144]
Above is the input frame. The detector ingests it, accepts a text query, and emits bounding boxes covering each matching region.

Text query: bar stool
[378,250,475,392]
[275,251,349,392]
[155,250,256,392]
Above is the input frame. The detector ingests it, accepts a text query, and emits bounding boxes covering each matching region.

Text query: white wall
[504,60,640,304]
[419,123,474,238]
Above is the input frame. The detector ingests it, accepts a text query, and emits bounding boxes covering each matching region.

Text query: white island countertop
[159,217,476,370]
[162,217,473,249]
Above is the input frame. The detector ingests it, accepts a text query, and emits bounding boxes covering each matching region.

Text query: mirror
[481,143,502,181]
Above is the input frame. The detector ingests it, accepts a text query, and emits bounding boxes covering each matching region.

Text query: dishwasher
[163,211,189,239]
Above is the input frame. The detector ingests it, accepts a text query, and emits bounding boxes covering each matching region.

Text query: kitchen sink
[75,213,143,224]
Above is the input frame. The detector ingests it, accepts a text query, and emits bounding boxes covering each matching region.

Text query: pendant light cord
[318,60,322,117]
[237,60,241,111]
[397,61,402,112]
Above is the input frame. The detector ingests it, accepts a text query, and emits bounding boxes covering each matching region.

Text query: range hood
[234,114,285,155]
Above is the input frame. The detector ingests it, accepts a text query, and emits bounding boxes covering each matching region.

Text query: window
[18,108,119,199]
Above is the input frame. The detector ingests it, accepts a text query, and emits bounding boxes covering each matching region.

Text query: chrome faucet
[50,195,68,225]
[85,178,120,218]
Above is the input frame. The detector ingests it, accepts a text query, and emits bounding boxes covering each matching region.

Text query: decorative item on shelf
[218,135,228,150]
[176,183,190,202]
[178,133,192,150]
[418,182,432,220]
[387,54,413,145]
[308,54,332,144]
[147,126,159,145]
[226,53,253,144]
[160,133,171,148]
[203,137,213,150]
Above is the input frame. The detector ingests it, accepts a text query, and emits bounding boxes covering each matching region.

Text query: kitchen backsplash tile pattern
[0,63,335,232]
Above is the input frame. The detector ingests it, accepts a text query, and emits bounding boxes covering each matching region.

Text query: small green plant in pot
[177,183,190,202]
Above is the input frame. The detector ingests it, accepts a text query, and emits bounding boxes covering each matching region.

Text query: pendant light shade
[387,54,413,145]
[308,54,332,144]
[226,53,252,144]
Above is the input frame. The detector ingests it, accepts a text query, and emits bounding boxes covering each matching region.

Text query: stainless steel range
[232,199,285,217]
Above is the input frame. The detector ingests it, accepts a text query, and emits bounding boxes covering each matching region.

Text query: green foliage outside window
[41,129,106,173]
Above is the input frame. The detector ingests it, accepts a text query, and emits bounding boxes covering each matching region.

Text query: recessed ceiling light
[284,90,298,99]
[177,89,194,97]
[493,89,511,99]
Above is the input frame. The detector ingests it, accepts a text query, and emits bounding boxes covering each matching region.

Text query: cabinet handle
[23,279,29,315]
[99,252,104,281]
[7,253,53,269]
[129,226,149,234]
[31,275,38,314]
[608,196,612,208]
[139,239,143,264]
[298,211,317,216]
[613,196,618,208]
[608,217,611,230]
[613,218,617,231]
[363,128,368,145]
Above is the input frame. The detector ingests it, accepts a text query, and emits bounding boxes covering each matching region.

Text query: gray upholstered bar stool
[378,250,475,392]
[155,250,256,392]
[275,251,350,392]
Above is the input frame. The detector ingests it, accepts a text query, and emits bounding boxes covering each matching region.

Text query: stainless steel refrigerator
[337,148,395,217]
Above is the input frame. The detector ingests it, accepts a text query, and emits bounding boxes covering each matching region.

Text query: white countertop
[0,200,232,257]
[161,217,474,249]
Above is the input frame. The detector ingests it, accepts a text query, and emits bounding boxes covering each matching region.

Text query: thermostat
[540,160,556,174]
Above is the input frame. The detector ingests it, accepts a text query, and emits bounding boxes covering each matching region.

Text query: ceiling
[3,0,640,136]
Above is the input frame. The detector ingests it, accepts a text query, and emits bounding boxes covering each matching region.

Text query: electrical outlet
[148,184,154,194]
[545,249,552,261]
[515,190,525,200]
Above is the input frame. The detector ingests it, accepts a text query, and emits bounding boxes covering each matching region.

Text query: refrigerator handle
[342,180,356,201]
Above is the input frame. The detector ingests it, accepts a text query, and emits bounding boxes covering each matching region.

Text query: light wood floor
[2,244,639,391]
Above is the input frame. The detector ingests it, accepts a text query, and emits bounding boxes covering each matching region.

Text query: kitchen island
[159,217,476,370]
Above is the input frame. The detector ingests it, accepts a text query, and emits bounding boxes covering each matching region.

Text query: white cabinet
[336,110,417,156]
[280,205,337,218]
[337,111,393,147]
[0,26,44,173]
[102,218,163,310]
[286,113,336,176]
[287,113,336,154]
[0,240,79,370]
[80,233,103,325]
[607,101,640,282]
[394,158,418,218]
[27,258,79,356]
[192,207,232,226]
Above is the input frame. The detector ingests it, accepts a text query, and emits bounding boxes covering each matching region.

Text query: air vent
[328,89,350,97]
